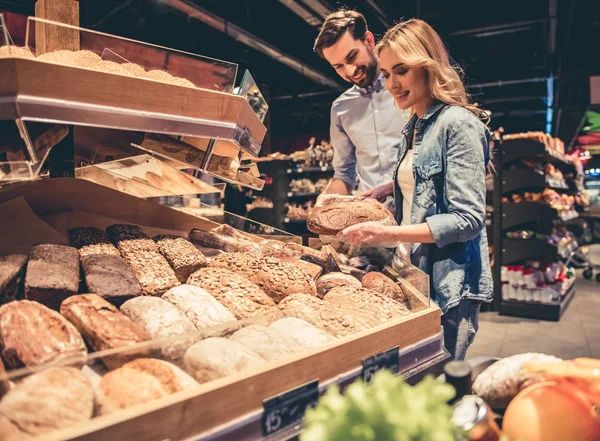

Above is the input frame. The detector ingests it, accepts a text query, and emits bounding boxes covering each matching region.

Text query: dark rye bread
[81,254,141,306]
[24,245,80,310]
[60,294,152,369]
[68,227,120,257]
[0,255,27,305]
[153,235,207,283]
[324,286,410,327]
[277,294,370,338]
[306,199,395,235]
[0,300,87,369]
[361,272,408,306]
[187,267,280,321]
[209,253,316,303]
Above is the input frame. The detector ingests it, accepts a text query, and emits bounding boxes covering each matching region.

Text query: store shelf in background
[287,192,321,199]
[284,217,307,224]
[502,170,545,194]
[502,139,577,174]
[500,282,576,321]
[502,202,557,231]
[502,238,557,264]
[286,166,334,174]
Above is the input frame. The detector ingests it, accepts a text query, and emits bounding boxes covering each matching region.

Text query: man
[313,9,407,201]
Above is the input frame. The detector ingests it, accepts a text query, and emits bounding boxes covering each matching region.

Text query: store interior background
[2,0,599,360]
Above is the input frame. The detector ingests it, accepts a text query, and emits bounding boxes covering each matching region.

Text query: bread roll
[161,284,237,330]
[80,254,141,305]
[316,272,361,298]
[210,253,316,303]
[269,317,336,350]
[229,325,298,361]
[120,296,197,360]
[278,294,370,338]
[153,235,207,283]
[0,255,27,305]
[24,244,79,310]
[324,286,410,327]
[187,267,280,320]
[60,294,152,369]
[183,337,266,383]
[0,367,93,438]
[361,272,408,305]
[0,300,86,369]
[96,358,199,415]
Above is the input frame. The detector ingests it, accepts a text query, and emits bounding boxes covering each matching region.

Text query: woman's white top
[395,148,415,263]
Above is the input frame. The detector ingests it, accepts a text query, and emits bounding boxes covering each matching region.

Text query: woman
[336,19,493,360]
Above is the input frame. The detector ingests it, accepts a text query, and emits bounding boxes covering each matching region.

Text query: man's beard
[352,56,378,88]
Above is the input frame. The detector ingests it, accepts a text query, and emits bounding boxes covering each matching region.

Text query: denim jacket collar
[401,102,447,136]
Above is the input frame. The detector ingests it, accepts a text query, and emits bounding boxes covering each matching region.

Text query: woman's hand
[336,221,402,248]
[360,182,394,202]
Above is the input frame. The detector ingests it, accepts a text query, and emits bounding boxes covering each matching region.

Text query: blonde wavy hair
[376,19,488,122]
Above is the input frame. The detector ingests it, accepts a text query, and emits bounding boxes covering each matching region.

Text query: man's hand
[336,221,402,248]
[359,182,394,202]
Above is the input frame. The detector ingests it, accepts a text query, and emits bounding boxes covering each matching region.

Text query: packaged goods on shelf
[500,261,575,304]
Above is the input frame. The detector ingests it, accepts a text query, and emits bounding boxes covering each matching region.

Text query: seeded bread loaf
[68,227,120,257]
[24,244,80,310]
[122,251,180,297]
[0,300,87,369]
[307,200,395,235]
[80,254,141,306]
[0,255,27,305]
[324,286,410,327]
[120,296,197,360]
[189,229,261,253]
[229,325,298,361]
[106,224,157,254]
[153,235,207,283]
[210,253,316,303]
[269,317,337,350]
[315,272,362,298]
[183,337,266,383]
[161,284,237,330]
[187,267,281,321]
[278,294,370,338]
[96,358,199,415]
[0,367,94,439]
[60,294,152,369]
[361,272,408,305]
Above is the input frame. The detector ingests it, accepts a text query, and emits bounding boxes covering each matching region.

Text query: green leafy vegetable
[301,370,458,441]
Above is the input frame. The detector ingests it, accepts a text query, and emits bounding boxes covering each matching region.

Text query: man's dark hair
[313,9,369,58]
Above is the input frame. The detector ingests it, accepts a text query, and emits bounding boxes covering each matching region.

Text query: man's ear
[364,31,375,49]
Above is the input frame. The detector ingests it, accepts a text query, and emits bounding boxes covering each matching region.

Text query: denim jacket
[392,102,493,314]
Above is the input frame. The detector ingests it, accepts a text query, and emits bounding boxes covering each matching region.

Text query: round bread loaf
[229,325,297,361]
[209,253,316,303]
[269,317,336,349]
[361,272,408,305]
[96,358,199,415]
[324,286,410,327]
[187,267,281,321]
[472,353,563,408]
[306,200,395,235]
[0,367,93,438]
[316,272,361,298]
[277,294,370,338]
[183,337,266,383]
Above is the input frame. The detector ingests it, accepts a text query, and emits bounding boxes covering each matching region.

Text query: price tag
[361,346,400,383]
[262,380,319,437]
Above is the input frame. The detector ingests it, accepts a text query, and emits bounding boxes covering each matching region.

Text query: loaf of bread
[81,254,141,305]
[0,367,94,439]
[189,229,261,253]
[0,300,86,369]
[0,255,27,305]
[307,200,395,235]
[316,272,362,298]
[68,227,120,257]
[24,244,80,310]
[229,325,298,361]
[106,224,157,254]
[184,337,266,383]
[472,353,563,408]
[162,284,237,330]
[120,296,197,360]
[187,267,281,321]
[361,272,408,305]
[324,286,410,327]
[122,251,180,297]
[153,235,207,283]
[278,294,370,338]
[95,358,199,415]
[210,253,316,303]
[269,317,337,350]
[60,294,152,369]
[280,257,323,280]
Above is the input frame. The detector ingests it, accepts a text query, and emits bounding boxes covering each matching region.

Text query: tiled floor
[467,269,600,360]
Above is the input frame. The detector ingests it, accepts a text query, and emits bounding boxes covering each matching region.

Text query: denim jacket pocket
[414,163,442,209]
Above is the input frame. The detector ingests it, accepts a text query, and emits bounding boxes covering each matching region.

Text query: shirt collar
[401,102,446,135]
[357,72,384,96]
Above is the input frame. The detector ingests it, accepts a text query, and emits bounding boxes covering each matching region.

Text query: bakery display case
[0,13,444,441]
